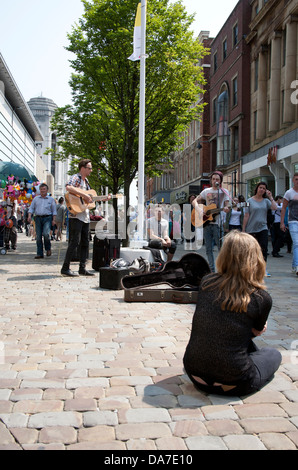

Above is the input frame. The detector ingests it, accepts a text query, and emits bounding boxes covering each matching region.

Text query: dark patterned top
[183,279,272,385]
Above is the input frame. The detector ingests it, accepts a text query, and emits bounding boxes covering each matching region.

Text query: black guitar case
[121,252,210,304]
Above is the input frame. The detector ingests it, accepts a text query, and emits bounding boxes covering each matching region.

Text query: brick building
[209,0,252,197]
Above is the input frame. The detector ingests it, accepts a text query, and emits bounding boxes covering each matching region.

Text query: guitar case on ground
[92,236,121,271]
[121,252,210,304]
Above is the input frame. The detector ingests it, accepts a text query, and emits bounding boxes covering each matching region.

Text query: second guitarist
[61,159,96,277]
[192,171,230,273]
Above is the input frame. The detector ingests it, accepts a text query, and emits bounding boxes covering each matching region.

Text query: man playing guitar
[192,171,230,272]
[61,159,108,277]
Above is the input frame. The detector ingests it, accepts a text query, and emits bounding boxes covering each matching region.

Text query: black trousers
[250,229,268,261]
[272,222,285,255]
[148,239,177,254]
[185,342,282,397]
[62,218,89,270]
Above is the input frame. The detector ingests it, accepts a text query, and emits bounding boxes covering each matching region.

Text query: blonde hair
[202,231,266,313]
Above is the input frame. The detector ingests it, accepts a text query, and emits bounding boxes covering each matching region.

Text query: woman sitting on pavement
[183,230,282,396]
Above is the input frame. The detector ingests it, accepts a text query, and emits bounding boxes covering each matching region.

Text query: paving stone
[205,419,244,436]
[116,423,171,440]
[118,408,171,424]
[0,421,16,445]
[64,399,97,412]
[126,439,157,450]
[39,426,77,445]
[83,411,118,427]
[28,412,83,429]
[223,434,266,450]
[68,441,126,450]
[155,436,188,450]
[259,432,297,450]
[65,378,109,389]
[170,420,208,437]
[201,405,239,421]
[78,425,115,443]
[234,403,287,419]
[13,400,64,413]
[10,428,38,445]
[185,435,228,450]
[240,417,297,434]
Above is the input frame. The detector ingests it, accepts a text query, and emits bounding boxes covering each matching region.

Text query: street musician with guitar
[61,159,110,277]
[192,171,230,272]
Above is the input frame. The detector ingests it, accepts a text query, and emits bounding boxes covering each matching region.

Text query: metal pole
[137,0,147,243]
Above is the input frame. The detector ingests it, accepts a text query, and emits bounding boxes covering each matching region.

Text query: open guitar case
[121,252,210,304]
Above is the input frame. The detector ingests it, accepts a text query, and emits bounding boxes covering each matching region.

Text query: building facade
[209,0,251,197]
[28,96,71,197]
[0,53,43,179]
[243,0,298,196]
[168,31,213,206]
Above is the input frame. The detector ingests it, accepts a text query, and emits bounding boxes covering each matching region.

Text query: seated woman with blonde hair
[183,231,282,396]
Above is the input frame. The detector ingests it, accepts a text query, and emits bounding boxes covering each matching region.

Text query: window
[222,39,227,61]
[212,97,217,124]
[213,52,218,73]
[254,57,259,91]
[216,89,230,166]
[281,90,285,123]
[232,77,238,106]
[233,23,238,47]
[282,29,286,67]
[254,111,257,141]
[233,126,239,161]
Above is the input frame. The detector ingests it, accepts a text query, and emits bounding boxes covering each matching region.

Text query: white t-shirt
[283,188,298,224]
[199,187,230,225]
[147,217,169,238]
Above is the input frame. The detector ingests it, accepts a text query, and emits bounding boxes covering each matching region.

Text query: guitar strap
[74,173,91,191]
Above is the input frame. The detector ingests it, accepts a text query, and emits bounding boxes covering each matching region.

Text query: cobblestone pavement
[0,233,297,450]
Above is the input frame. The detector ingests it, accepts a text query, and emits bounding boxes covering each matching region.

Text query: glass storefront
[0,89,36,174]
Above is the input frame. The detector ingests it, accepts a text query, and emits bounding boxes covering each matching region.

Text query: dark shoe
[79,269,95,276]
[35,256,44,259]
[46,250,51,257]
[61,269,79,277]
[272,253,283,258]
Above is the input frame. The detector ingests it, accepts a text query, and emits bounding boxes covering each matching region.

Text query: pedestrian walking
[280,172,298,276]
[242,181,277,276]
[4,196,17,251]
[28,183,57,259]
[56,197,66,241]
[271,195,284,257]
[183,230,282,397]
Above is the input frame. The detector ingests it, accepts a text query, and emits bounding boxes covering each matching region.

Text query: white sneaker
[265,271,271,277]
[292,266,298,275]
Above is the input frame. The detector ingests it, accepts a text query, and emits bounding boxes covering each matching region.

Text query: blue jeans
[34,216,52,257]
[204,224,220,272]
[289,222,298,268]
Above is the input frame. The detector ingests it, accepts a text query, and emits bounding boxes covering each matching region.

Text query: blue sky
[0,0,239,107]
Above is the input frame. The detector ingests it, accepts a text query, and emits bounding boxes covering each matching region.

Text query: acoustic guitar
[191,202,249,228]
[65,189,120,215]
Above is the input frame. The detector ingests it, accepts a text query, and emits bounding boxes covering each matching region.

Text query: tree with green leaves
[51,0,208,208]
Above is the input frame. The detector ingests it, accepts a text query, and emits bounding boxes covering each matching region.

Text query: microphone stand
[216,183,223,248]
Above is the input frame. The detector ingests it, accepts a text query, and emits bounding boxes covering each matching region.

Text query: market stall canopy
[0,161,38,181]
